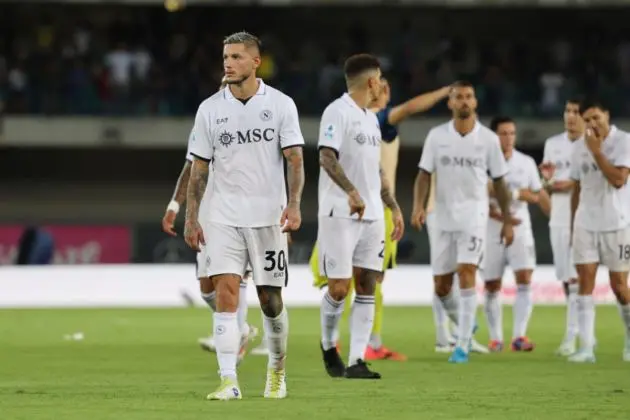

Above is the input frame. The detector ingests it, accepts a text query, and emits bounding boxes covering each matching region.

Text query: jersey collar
[448,119,480,137]
[223,78,267,101]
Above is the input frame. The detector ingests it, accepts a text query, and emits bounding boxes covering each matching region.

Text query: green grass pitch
[0,307,628,419]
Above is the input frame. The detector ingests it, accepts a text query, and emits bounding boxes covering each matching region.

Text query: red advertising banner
[0,226,131,264]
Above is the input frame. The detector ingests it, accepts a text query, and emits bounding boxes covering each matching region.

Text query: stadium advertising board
[0,225,131,264]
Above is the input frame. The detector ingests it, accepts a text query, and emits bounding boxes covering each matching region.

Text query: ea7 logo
[216,117,228,125]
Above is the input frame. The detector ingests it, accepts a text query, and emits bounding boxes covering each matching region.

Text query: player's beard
[455,107,472,119]
[226,72,250,86]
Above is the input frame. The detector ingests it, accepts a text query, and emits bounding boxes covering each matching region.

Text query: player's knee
[257,286,284,317]
[514,270,533,285]
[212,275,240,312]
[433,275,453,297]
[199,277,214,294]
[485,280,502,294]
[609,274,630,303]
[457,264,477,288]
[355,269,379,295]
[327,279,351,301]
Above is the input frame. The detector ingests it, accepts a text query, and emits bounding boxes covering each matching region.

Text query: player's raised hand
[585,127,602,154]
[162,209,178,237]
[281,203,302,232]
[411,208,426,231]
[391,208,405,241]
[500,222,514,247]
[184,219,205,252]
[348,190,366,220]
[539,162,556,181]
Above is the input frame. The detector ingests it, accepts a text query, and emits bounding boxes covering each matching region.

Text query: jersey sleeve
[613,134,630,168]
[279,98,305,149]
[528,158,543,192]
[542,139,551,163]
[418,130,435,173]
[487,135,508,179]
[188,104,213,162]
[376,107,396,143]
[185,128,194,162]
[318,106,344,152]
[570,145,581,181]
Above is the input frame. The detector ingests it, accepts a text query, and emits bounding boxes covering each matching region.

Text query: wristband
[511,189,520,201]
[167,200,180,214]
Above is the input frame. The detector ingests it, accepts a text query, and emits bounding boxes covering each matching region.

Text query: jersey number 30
[264,250,287,271]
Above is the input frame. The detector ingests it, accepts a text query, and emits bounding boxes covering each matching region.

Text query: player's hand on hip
[538,162,556,181]
[348,190,366,220]
[162,210,178,237]
[411,208,426,231]
[585,127,602,154]
[184,220,205,251]
[500,223,514,247]
[281,204,302,232]
[391,207,405,241]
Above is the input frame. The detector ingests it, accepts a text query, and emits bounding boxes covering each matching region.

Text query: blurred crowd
[2,5,630,117]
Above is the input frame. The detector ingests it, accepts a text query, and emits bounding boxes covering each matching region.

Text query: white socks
[617,302,630,340]
[513,284,533,339]
[439,289,460,326]
[213,312,240,379]
[320,292,345,351]
[577,295,595,351]
[237,281,249,337]
[564,283,579,342]
[262,307,289,370]
[457,288,477,351]
[348,295,375,366]
[432,293,452,345]
[484,290,503,342]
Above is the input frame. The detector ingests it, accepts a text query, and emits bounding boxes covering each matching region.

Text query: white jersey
[419,120,508,231]
[188,79,305,227]
[318,93,383,221]
[543,132,577,228]
[570,125,630,232]
[489,150,541,230]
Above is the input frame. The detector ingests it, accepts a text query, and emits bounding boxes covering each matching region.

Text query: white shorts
[201,221,288,288]
[482,225,536,281]
[430,224,486,276]
[426,212,437,249]
[573,225,630,272]
[317,216,385,279]
[550,226,577,282]
[196,251,252,280]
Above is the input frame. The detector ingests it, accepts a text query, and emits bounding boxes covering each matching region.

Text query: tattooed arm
[186,158,209,224]
[492,176,512,222]
[280,146,305,232]
[283,146,305,207]
[183,158,209,250]
[172,160,192,205]
[319,148,358,194]
[380,167,400,211]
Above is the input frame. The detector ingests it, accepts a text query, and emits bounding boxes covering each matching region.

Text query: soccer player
[411,81,514,364]
[185,31,305,399]
[309,79,451,361]
[539,98,585,356]
[161,78,263,360]
[318,54,404,379]
[568,98,630,363]
[482,116,551,352]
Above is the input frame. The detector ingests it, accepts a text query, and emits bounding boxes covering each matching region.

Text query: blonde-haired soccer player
[185,31,305,399]
[161,77,261,361]
[310,79,450,361]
